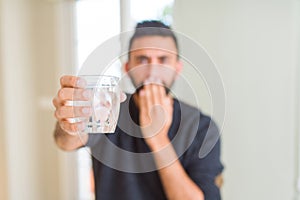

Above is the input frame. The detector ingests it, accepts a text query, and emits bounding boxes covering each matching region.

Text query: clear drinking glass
[80,75,120,133]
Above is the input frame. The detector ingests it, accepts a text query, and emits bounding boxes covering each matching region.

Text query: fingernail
[139,90,145,96]
[82,107,91,114]
[77,79,86,88]
[83,90,91,99]
[120,92,127,102]
[78,123,85,131]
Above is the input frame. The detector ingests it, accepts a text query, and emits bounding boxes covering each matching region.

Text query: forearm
[54,122,88,151]
[149,138,204,200]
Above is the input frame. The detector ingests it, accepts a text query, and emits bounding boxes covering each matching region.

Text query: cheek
[163,74,176,87]
[162,70,178,88]
[155,66,177,81]
[127,64,177,87]
[127,66,150,85]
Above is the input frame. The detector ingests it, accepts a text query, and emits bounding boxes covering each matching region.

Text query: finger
[157,84,166,104]
[155,86,169,126]
[55,106,92,120]
[60,75,86,88]
[164,97,174,126]
[120,92,127,102]
[52,97,61,108]
[59,120,86,135]
[138,89,151,126]
[150,84,160,105]
[143,84,154,112]
[138,89,147,114]
[144,78,156,105]
[57,88,92,102]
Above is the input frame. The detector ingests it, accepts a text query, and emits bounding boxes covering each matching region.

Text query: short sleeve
[182,116,224,200]
[85,133,102,148]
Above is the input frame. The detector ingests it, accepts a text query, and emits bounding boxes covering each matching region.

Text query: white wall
[1,1,299,199]
[173,0,299,199]
[0,0,78,200]
[1,1,40,199]
[0,2,8,200]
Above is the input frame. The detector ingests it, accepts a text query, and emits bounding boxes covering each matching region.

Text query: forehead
[130,36,177,56]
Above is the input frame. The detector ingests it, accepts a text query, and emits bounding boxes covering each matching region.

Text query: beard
[126,64,178,95]
[135,84,171,95]
[128,73,176,95]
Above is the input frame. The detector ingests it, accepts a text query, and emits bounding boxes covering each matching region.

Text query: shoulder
[174,99,215,130]
[174,99,220,156]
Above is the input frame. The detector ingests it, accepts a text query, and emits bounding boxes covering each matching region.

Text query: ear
[174,60,183,80]
[124,62,130,73]
[175,60,183,74]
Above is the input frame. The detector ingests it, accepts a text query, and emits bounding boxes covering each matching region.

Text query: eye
[140,57,148,64]
[136,56,149,64]
[159,56,168,64]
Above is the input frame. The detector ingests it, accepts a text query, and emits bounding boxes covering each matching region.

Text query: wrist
[146,134,170,152]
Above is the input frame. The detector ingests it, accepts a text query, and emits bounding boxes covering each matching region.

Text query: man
[53,20,223,200]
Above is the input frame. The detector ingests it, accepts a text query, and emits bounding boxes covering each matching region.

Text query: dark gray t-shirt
[86,95,223,200]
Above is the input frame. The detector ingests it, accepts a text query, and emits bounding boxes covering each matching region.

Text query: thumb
[120,92,127,102]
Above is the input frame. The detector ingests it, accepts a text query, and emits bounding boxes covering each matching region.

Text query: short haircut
[128,20,179,57]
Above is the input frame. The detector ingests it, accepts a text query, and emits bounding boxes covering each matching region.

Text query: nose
[148,64,160,80]
[149,57,159,65]
[146,58,162,81]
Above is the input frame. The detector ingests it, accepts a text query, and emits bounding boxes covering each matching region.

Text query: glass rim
[79,74,120,81]
[79,74,119,78]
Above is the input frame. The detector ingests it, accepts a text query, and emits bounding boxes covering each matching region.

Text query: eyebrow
[134,55,170,61]
[135,55,149,61]
[158,55,168,60]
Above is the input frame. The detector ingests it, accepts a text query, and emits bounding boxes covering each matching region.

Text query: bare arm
[150,138,204,200]
[138,84,204,200]
[52,76,91,151]
[54,122,88,151]
[53,75,126,151]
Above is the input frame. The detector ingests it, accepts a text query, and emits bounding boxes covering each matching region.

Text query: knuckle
[69,76,76,85]
[74,88,82,99]
[58,121,65,130]
[60,76,64,85]
[54,110,61,119]
[52,98,57,107]
[82,89,90,99]
[60,75,77,88]
[62,122,75,134]
[70,123,80,132]
[56,106,67,118]
[58,88,65,99]
[69,124,76,132]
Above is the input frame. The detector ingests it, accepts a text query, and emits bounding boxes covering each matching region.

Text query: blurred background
[0,0,299,200]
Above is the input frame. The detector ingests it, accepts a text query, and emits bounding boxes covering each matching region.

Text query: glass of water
[80,75,120,133]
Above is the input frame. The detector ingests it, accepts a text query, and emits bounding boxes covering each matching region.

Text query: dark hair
[128,20,179,57]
